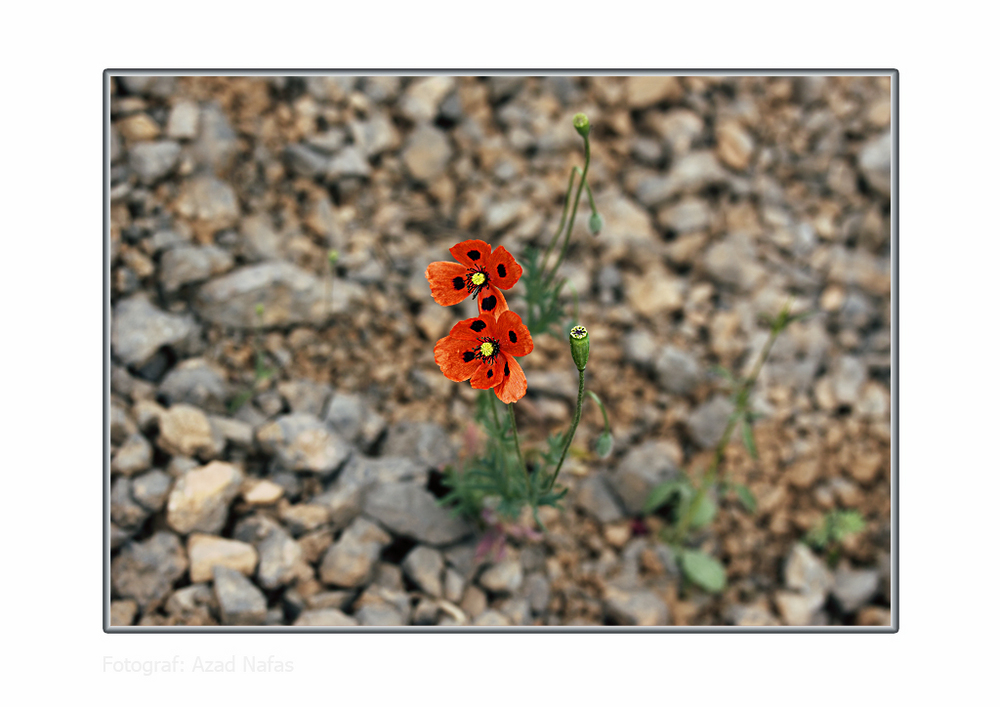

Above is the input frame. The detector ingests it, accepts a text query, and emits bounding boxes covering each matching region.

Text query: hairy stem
[545,135,591,289]
[508,402,530,500]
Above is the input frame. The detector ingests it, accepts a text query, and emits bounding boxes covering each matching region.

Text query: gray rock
[479,557,524,594]
[111,432,153,476]
[255,413,352,476]
[111,531,188,611]
[193,102,238,172]
[574,474,625,523]
[473,609,512,627]
[327,146,371,180]
[635,151,729,206]
[319,517,391,587]
[175,175,240,230]
[351,114,400,158]
[120,75,176,98]
[785,543,834,597]
[833,356,867,406]
[356,604,405,626]
[213,566,267,625]
[129,141,181,184]
[166,100,200,139]
[603,587,669,626]
[324,392,387,451]
[277,379,332,417]
[687,395,736,449]
[402,546,445,597]
[165,460,243,535]
[400,76,455,122]
[131,469,172,512]
[704,232,767,291]
[858,130,891,198]
[159,358,231,414]
[774,590,825,627]
[283,143,330,178]
[402,125,452,182]
[112,294,196,367]
[256,526,310,590]
[832,564,880,613]
[658,197,711,233]
[195,261,361,328]
[313,481,364,531]
[111,477,150,530]
[622,329,657,370]
[294,608,358,627]
[443,568,466,603]
[380,421,453,471]
[654,346,700,395]
[524,573,551,614]
[159,245,234,293]
[109,599,138,626]
[239,215,285,262]
[149,227,191,253]
[363,482,470,545]
[610,441,681,515]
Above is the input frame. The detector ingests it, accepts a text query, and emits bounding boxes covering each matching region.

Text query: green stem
[489,393,509,496]
[542,167,578,269]
[544,135,591,290]
[508,403,530,499]
[671,323,782,543]
[586,390,611,431]
[546,368,586,492]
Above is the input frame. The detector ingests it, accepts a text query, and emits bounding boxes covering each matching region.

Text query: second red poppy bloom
[425,239,523,315]
[434,309,534,403]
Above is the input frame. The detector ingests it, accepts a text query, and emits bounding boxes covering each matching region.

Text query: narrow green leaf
[680,549,727,593]
[735,484,757,514]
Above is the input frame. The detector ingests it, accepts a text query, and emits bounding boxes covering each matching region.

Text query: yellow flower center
[480,341,494,357]
[471,272,486,286]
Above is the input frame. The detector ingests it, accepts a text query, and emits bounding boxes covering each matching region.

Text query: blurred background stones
[108,74,892,627]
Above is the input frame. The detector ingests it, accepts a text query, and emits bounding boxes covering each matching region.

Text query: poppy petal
[494,352,527,403]
[426,261,470,306]
[446,312,497,341]
[449,239,492,268]
[486,246,522,291]
[496,310,533,357]
[470,360,502,389]
[434,336,482,382]
[477,286,508,316]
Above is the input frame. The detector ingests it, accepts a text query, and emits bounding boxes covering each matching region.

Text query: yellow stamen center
[480,341,494,357]
[471,272,486,286]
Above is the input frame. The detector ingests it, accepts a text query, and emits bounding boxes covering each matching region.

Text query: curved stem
[546,368,586,492]
[545,135,591,289]
[542,167,579,270]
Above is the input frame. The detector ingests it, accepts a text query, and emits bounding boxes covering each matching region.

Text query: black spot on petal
[452,277,466,290]
[508,330,517,343]
[497,263,507,279]
[487,368,494,378]
[462,351,476,362]
[504,362,510,377]
[481,295,497,311]
[467,250,481,261]
[470,320,486,332]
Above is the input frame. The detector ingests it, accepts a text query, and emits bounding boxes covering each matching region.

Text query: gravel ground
[108,74,892,627]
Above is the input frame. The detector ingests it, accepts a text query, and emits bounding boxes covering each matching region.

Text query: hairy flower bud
[572,112,590,138]
[569,325,589,371]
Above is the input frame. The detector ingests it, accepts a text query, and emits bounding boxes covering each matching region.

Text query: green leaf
[830,510,866,542]
[689,494,717,529]
[735,484,757,514]
[595,431,614,459]
[680,549,727,593]
[741,418,758,459]
[643,481,683,515]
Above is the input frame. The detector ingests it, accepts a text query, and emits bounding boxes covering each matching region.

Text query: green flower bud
[254,303,265,318]
[588,212,603,235]
[328,249,340,264]
[569,325,589,371]
[572,112,590,138]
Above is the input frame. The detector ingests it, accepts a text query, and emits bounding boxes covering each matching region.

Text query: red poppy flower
[425,239,523,316]
[434,309,534,403]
